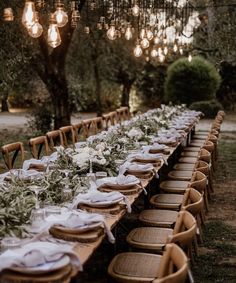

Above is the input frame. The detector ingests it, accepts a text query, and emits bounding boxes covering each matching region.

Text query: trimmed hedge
[189,100,224,118]
[164,56,221,106]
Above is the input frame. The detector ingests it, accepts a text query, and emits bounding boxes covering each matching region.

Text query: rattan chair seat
[109,252,162,281]
[173,163,195,171]
[168,170,193,181]
[127,227,173,250]
[139,210,178,228]
[178,157,198,164]
[160,180,190,194]
[189,140,205,147]
[181,151,199,158]
[150,194,184,210]
[183,147,201,152]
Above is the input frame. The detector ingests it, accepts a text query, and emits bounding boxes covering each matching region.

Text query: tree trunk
[1,92,9,112]
[121,83,132,107]
[94,61,102,117]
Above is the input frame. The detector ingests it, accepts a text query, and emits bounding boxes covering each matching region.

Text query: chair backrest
[195,160,209,176]
[1,142,25,169]
[199,148,211,163]
[46,130,64,150]
[190,171,207,194]
[170,211,197,248]
[153,243,188,283]
[59,125,76,147]
[102,111,118,130]
[29,136,50,159]
[182,188,204,217]
[73,122,86,142]
[202,140,214,154]
[116,107,130,123]
[82,117,103,138]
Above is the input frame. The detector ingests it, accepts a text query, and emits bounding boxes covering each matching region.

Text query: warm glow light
[164,46,168,55]
[22,1,36,28]
[151,49,158,58]
[141,38,149,49]
[179,47,184,55]
[146,29,154,40]
[188,54,192,62]
[159,54,165,63]
[134,44,143,57]
[132,4,140,17]
[154,36,159,44]
[3,8,14,21]
[54,7,68,27]
[28,14,43,38]
[125,25,133,40]
[173,44,178,53]
[47,22,61,48]
[107,25,116,40]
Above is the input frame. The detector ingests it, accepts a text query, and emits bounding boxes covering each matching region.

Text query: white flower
[127,128,144,139]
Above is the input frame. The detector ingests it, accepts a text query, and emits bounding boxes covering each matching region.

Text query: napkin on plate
[30,209,115,244]
[0,241,81,272]
[119,161,154,175]
[96,174,140,188]
[23,152,58,171]
[70,190,131,213]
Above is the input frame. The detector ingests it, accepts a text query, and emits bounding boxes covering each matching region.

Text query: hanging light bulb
[164,46,168,55]
[159,54,165,63]
[151,49,158,58]
[134,44,143,57]
[3,8,14,21]
[188,54,193,62]
[28,12,43,38]
[47,15,61,48]
[173,43,178,53]
[132,3,140,17]
[158,47,163,56]
[125,23,133,40]
[140,28,146,39]
[107,22,117,40]
[146,28,154,41]
[141,38,150,49]
[154,36,159,44]
[179,47,184,55]
[54,4,68,27]
[22,1,36,28]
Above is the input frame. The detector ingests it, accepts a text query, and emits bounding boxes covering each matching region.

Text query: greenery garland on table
[0,104,189,240]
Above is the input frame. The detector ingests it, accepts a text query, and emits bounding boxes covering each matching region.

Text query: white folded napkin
[75,142,87,149]
[30,209,115,244]
[70,190,131,213]
[96,175,140,187]
[0,241,81,272]
[119,161,154,175]
[23,152,58,171]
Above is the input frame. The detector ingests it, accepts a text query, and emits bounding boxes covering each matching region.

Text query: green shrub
[164,56,221,106]
[189,99,224,118]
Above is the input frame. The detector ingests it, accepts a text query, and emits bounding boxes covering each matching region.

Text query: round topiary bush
[189,99,224,118]
[164,56,221,106]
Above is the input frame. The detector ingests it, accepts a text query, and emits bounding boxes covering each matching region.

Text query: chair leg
[193,235,199,256]
[203,191,209,213]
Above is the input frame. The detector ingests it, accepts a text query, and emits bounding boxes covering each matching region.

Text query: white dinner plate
[9,255,70,274]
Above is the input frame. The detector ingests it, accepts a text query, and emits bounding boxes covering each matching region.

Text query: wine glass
[29,185,45,210]
[59,169,73,200]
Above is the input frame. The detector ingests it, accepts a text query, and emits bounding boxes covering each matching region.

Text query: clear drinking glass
[95,171,108,179]
[1,237,21,252]
[30,208,45,228]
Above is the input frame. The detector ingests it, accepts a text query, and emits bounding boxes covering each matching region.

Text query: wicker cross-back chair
[1,142,25,170]
[108,243,189,283]
[29,136,50,159]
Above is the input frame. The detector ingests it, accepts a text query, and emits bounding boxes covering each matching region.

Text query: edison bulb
[28,19,43,38]
[134,44,143,57]
[179,47,183,55]
[132,4,140,17]
[146,29,154,41]
[141,38,149,49]
[107,25,116,40]
[164,46,168,55]
[151,49,158,58]
[47,23,61,48]
[154,36,159,44]
[173,44,178,53]
[54,7,68,27]
[159,54,165,63]
[125,26,132,40]
[140,28,146,39]
[22,1,36,28]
